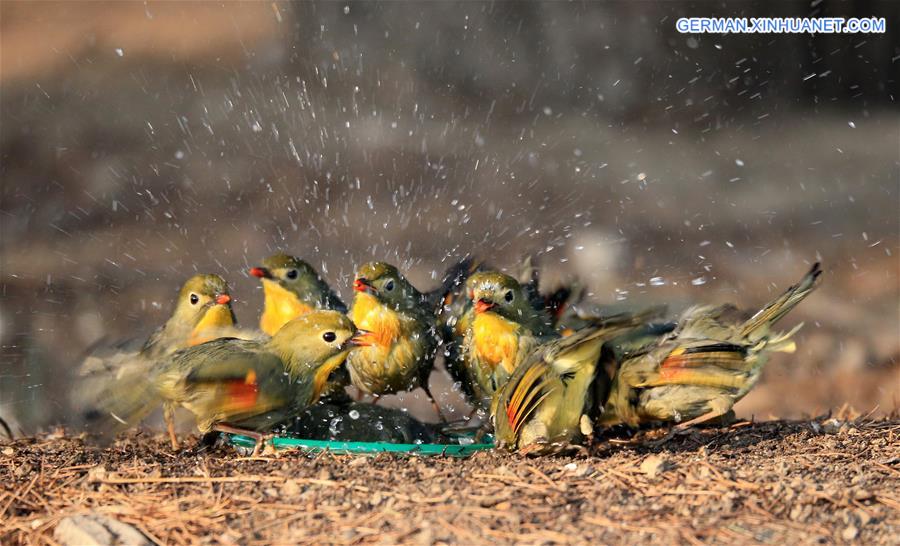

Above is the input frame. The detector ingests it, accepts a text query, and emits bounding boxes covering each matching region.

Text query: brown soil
[2,417,898,545]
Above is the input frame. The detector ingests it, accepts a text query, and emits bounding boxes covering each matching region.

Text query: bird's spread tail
[79,358,161,441]
[503,361,555,436]
[740,262,822,340]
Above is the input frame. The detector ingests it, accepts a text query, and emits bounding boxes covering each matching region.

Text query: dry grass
[2,415,898,545]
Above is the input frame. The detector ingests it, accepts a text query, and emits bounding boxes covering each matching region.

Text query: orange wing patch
[661,344,746,370]
[224,370,259,411]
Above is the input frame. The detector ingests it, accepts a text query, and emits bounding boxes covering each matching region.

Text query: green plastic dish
[229,434,495,457]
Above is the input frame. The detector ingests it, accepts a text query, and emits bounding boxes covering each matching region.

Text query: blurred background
[1,1,897,433]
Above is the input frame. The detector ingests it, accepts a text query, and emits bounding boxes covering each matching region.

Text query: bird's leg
[163,404,179,450]
[212,423,271,456]
[472,421,495,444]
[673,398,733,431]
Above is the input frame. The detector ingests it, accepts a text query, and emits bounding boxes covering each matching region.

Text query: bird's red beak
[249,267,271,279]
[348,329,374,347]
[475,298,496,313]
[353,278,373,293]
[215,294,232,305]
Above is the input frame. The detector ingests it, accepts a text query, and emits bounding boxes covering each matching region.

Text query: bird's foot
[212,424,274,457]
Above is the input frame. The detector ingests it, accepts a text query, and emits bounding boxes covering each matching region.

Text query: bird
[249,252,346,336]
[490,310,658,454]
[455,271,558,408]
[141,274,240,354]
[347,260,469,420]
[599,262,822,431]
[76,274,241,440]
[249,253,352,402]
[88,310,366,454]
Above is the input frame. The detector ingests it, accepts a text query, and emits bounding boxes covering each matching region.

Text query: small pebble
[842,525,859,540]
[640,455,673,478]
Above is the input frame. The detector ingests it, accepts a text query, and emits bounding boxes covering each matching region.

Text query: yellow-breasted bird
[141,274,239,354]
[490,311,657,453]
[249,253,351,403]
[89,310,366,454]
[250,252,347,336]
[76,274,239,434]
[347,261,468,419]
[599,262,822,431]
[456,271,557,408]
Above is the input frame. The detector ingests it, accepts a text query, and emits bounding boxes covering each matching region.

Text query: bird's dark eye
[190,294,199,305]
[286,269,298,280]
[322,332,337,342]
[384,280,395,291]
[504,290,514,302]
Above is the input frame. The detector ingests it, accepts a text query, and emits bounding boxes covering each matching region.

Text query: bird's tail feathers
[740,262,821,340]
[760,322,804,354]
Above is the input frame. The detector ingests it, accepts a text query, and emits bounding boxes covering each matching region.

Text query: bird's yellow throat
[260,279,315,335]
[472,311,520,373]
[350,292,401,347]
[312,350,351,401]
[189,304,235,346]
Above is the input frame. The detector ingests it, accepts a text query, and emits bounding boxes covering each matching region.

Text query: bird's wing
[630,341,751,390]
[173,339,292,419]
[322,282,348,313]
[543,306,662,378]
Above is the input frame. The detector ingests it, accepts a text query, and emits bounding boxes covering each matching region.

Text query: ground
[2,416,898,545]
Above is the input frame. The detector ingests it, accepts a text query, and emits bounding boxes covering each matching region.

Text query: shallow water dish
[228,434,495,457]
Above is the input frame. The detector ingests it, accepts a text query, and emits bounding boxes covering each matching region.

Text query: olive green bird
[142,274,240,353]
[250,252,347,336]
[455,271,558,408]
[491,310,658,454]
[76,274,241,433]
[348,260,472,419]
[599,262,822,431]
[89,310,365,454]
